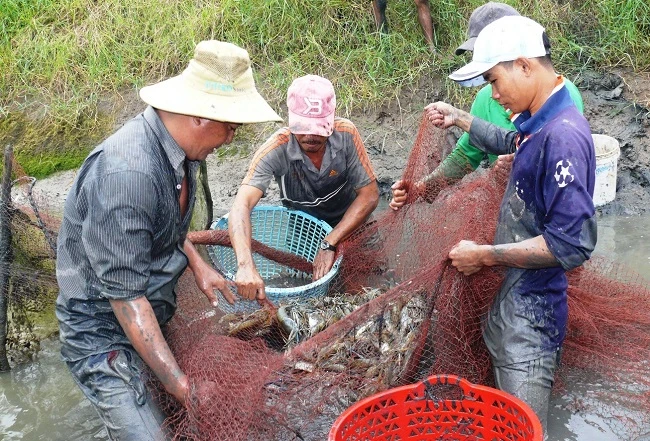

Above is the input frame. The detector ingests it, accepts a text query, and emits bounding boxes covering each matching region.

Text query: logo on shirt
[554,159,575,188]
[328,169,338,177]
[302,97,323,116]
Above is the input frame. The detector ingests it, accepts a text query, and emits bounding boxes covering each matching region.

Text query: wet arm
[110,297,188,404]
[468,117,518,155]
[480,235,560,269]
[312,181,379,280]
[229,185,264,269]
[229,185,266,299]
[325,181,379,246]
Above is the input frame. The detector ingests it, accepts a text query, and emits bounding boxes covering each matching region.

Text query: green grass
[1,0,649,177]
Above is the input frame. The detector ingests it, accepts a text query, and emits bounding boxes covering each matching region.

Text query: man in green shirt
[389,2,584,209]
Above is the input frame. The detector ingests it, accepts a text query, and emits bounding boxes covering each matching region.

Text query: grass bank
[1,0,649,177]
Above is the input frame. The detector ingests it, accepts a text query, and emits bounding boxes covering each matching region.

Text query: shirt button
[176,184,182,190]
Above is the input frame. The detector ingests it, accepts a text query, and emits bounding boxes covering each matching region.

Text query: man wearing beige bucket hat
[229,74,380,302]
[56,40,281,440]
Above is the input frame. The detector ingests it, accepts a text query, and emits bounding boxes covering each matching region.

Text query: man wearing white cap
[390,2,584,209]
[56,41,281,440]
[229,74,379,301]
[424,16,597,436]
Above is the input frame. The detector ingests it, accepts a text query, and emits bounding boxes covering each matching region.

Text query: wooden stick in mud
[187,229,314,274]
[0,145,13,372]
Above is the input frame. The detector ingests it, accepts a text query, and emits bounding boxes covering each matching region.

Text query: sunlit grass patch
[1,0,648,177]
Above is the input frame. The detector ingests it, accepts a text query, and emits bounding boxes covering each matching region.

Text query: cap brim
[288,110,334,137]
[454,37,476,56]
[448,60,497,83]
[139,76,282,124]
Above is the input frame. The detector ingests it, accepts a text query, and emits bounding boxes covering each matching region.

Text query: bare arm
[229,185,265,300]
[313,181,379,280]
[110,297,188,404]
[449,236,559,276]
[327,181,379,246]
[183,239,235,305]
[425,102,474,132]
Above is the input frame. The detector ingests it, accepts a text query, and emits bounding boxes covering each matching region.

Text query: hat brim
[454,37,477,56]
[288,110,334,137]
[139,76,282,124]
[448,60,497,83]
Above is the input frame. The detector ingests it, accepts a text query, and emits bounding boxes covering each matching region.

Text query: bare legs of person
[372,0,435,51]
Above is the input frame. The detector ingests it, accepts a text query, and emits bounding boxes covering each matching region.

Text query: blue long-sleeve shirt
[468,83,596,365]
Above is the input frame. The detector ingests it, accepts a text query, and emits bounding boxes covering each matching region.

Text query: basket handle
[419,374,474,404]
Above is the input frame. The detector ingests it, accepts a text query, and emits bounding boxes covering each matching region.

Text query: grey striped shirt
[56,106,199,362]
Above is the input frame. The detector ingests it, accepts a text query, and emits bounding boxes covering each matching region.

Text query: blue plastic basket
[207,206,343,314]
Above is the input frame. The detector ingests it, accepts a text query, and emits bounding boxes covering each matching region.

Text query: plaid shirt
[56,106,199,362]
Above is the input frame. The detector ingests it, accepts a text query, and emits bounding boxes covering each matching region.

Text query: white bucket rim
[592,134,620,159]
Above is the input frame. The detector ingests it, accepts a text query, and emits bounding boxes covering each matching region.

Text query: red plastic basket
[329,374,543,441]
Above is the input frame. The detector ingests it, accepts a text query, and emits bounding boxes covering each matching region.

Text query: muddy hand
[235,265,266,301]
[494,153,514,177]
[389,180,409,210]
[448,240,486,276]
[257,297,276,311]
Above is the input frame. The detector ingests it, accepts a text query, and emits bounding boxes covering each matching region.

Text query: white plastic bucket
[592,134,620,207]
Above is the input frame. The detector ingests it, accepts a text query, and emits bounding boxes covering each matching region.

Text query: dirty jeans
[493,350,561,441]
[67,348,167,441]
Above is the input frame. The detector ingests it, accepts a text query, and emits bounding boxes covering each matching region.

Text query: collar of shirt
[512,77,575,139]
[142,106,187,175]
[286,132,344,174]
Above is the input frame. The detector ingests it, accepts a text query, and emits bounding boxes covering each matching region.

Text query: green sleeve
[444,85,516,171]
[564,78,584,114]
[437,79,583,177]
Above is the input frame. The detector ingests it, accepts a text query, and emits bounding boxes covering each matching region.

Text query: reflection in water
[1,215,648,440]
[593,215,650,280]
[0,338,106,441]
[547,214,650,441]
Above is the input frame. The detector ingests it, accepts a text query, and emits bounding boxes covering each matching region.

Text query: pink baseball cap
[287,75,336,137]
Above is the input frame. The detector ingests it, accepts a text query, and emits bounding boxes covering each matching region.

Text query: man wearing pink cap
[229,75,380,300]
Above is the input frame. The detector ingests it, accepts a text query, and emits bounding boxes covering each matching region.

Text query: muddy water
[1,214,648,441]
[0,338,106,440]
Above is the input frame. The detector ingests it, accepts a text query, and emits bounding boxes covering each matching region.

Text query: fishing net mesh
[1,158,60,362]
[154,116,650,440]
[1,115,649,440]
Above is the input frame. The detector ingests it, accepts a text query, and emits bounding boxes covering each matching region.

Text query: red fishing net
[150,115,650,440]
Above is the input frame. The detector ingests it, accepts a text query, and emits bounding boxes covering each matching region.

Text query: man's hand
[234,264,266,301]
[188,379,219,411]
[313,249,336,281]
[389,180,425,210]
[191,258,236,306]
[389,180,409,210]
[424,102,474,132]
[494,153,515,177]
[448,240,488,276]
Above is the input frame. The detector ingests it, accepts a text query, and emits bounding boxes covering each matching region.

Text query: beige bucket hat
[139,40,282,124]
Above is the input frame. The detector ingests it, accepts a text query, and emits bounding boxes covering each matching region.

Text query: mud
[21,70,650,218]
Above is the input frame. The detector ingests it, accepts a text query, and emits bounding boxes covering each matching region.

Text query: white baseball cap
[449,16,547,83]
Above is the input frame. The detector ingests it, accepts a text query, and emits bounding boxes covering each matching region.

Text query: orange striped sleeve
[334,119,376,181]
[242,128,290,184]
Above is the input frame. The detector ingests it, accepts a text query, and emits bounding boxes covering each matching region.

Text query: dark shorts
[67,349,167,441]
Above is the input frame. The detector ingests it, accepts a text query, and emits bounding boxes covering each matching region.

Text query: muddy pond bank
[22,70,650,218]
